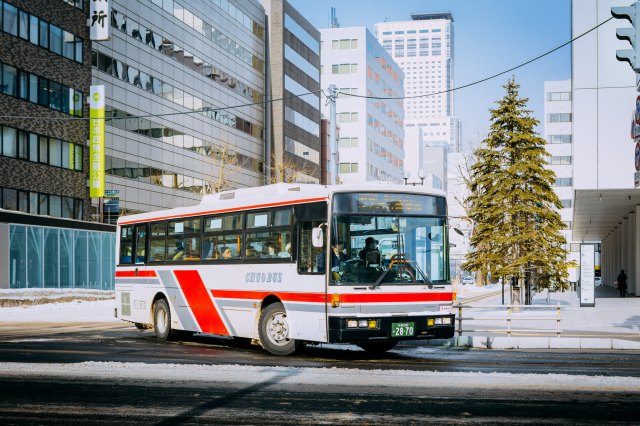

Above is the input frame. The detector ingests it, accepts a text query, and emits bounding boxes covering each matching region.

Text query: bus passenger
[263,241,277,257]
[245,245,258,258]
[173,241,185,260]
[221,246,233,259]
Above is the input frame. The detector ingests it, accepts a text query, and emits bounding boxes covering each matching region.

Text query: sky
[288,0,572,151]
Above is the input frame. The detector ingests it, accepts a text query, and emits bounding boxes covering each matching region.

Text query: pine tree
[462,78,569,301]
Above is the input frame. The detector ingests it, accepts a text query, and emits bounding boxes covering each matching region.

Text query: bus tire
[258,302,299,356]
[153,298,175,341]
[357,340,398,353]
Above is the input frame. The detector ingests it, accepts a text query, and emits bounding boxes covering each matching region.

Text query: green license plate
[391,322,415,337]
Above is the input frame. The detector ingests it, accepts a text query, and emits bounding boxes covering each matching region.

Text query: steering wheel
[388,254,416,281]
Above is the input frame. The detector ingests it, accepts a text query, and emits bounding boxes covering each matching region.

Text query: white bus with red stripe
[115,183,455,355]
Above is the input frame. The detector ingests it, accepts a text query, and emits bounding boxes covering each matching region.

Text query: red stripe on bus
[339,292,454,303]
[174,270,229,336]
[119,197,328,225]
[115,270,157,278]
[212,290,452,304]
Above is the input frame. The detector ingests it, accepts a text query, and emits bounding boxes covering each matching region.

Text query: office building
[0,0,115,289]
[320,26,405,184]
[263,0,322,183]
[93,0,267,215]
[544,80,574,242]
[375,13,461,190]
[572,0,638,295]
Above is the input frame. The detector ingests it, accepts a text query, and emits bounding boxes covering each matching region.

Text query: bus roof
[117,183,445,226]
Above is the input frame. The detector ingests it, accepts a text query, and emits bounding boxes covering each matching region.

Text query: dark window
[149,222,166,263]
[49,195,62,217]
[119,226,134,264]
[18,10,29,40]
[134,225,147,264]
[38,19,48,48]
[3,2,18,36]
[49,24,62,55]
[2,63,16,96]
[18,70,28,99]
[38,78,49,106]
[29,133,38,162]
[17,130,28,160]
[29,15,38,44]
[3,188,17,210]
[28,74,38,103]
[38,193,49,215]
[2,126,17,157]
[49,81,62,111]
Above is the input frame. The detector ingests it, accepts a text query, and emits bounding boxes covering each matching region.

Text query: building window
[547,91,571,101]
[332,63,358,74]
[548,113,572,123]
[554,177,572,187]
[337,112,358,123]
[561,199,572,208]
[547,134,572,144]
[549,156,572,165]
[331,39,358,50]
[338,137,359,148]
[339,163,358,173]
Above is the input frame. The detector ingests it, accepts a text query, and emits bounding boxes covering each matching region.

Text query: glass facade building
[93,0,267,216]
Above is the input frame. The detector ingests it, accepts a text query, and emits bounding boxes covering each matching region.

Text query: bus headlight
[442,317,452,325]
[347,320,358,328]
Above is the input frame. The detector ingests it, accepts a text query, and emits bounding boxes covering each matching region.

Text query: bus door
[295,202,329,342]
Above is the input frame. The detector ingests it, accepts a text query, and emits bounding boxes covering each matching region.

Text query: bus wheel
[258,302,298,356]
[357,341,398,353]
[153,299,175,341]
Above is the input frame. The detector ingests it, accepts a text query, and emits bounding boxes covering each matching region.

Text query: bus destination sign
[348,193,444,215]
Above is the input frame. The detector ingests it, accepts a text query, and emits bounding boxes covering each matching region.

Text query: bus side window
[298,221,324,274]
[134,225,147,265]
[119,225,133,265]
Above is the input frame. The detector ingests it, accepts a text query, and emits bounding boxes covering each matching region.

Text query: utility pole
[328,84,339,184]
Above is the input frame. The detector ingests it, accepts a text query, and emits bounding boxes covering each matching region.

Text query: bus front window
[330,215,449,286]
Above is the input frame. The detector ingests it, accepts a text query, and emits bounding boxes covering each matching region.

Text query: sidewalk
[437,284,640,350]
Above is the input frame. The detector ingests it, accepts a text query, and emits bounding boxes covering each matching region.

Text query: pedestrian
[617,269,628,298]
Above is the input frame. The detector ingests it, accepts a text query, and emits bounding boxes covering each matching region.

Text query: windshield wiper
[369,268,390,290]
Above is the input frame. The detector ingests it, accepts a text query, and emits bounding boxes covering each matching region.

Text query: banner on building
[89,85,105,198]
[89,0,110,41]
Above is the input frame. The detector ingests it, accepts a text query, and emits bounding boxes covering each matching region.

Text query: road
[0,321,639,424]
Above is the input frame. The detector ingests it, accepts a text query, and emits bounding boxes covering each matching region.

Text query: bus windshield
[330,214,449,286]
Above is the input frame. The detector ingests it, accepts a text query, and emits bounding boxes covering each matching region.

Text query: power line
[0,16,614,121]
[336,16,614,101]
[0,89,323,121]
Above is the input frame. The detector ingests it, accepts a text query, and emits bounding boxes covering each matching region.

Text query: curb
[416,336,640,350]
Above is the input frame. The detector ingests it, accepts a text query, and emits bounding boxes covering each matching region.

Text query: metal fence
[453,303,563,337]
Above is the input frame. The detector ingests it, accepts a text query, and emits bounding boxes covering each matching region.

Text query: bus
[114,183,455,355]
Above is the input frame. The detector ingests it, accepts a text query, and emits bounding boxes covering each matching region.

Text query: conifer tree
[462,78,569,301]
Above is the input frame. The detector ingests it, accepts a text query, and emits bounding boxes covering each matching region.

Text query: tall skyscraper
[264,0,322,183]
[375,13,460,190]
[320,26,405,184]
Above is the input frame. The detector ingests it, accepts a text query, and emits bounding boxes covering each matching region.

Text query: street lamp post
[403,170,425,186]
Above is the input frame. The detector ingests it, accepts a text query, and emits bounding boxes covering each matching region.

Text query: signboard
[89,85,105,198]
[103,189,119,225]
[579,244,595,307]
[89,0,110,41]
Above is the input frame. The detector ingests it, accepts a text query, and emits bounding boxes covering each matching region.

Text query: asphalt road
[0,321,639,424]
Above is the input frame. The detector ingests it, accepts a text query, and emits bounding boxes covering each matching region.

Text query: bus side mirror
[312,227,324,248]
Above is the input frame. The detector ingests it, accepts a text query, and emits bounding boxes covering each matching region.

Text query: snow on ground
[0,290,117,323]
[0,361,638,392]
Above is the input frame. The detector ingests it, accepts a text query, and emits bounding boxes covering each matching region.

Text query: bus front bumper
[328,314,455,343]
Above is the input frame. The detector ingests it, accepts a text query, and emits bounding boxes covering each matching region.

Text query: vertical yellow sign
[89,85,105,198]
